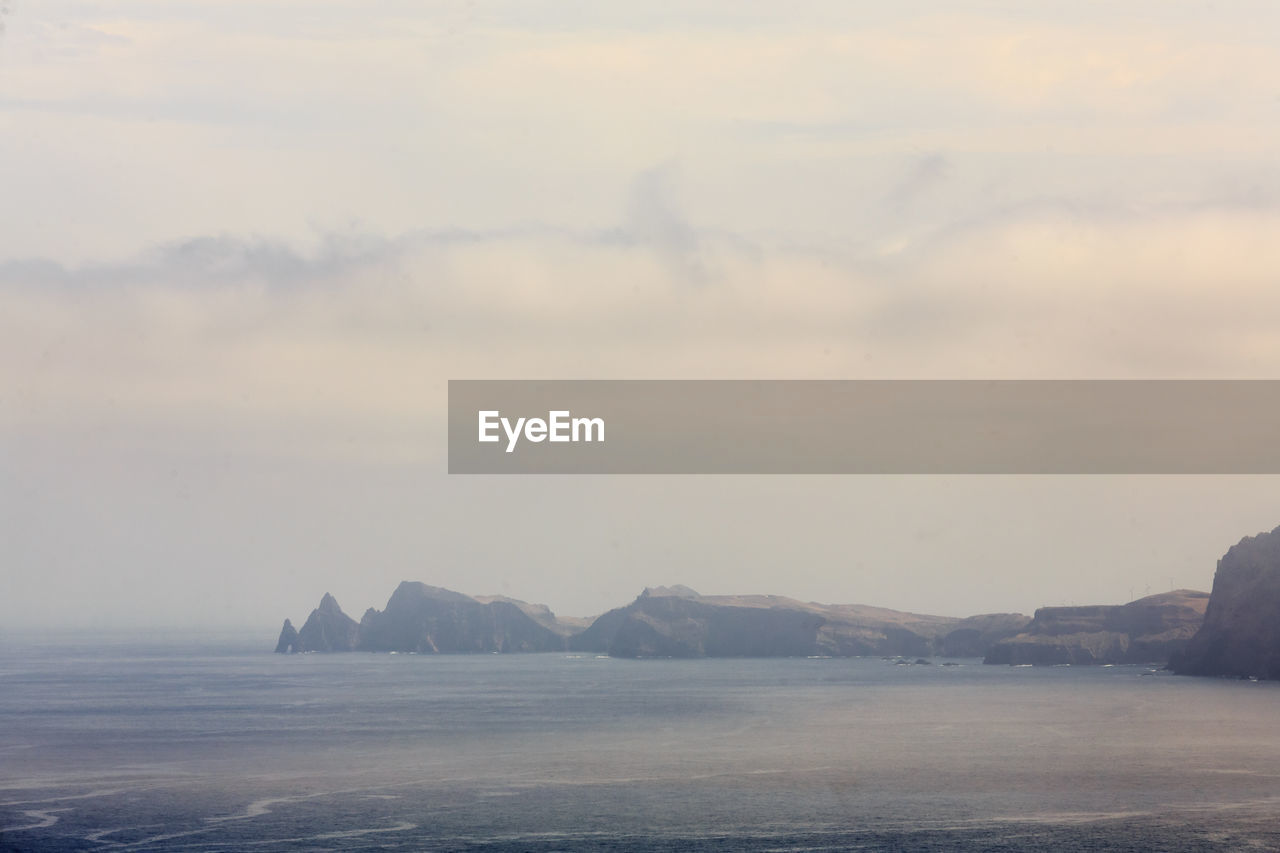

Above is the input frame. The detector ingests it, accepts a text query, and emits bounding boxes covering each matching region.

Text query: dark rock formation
[984,590,1209,666]
[274,583,1031,658]
[290,593,360,652]
[356,581,567,653]
[274,619,299,654]
[595,592,824,658]
[274,584,574,654]
[571,587,1029,659]
[274,594,360,653]
[1172,525,1280,679]
[568,604,634,653]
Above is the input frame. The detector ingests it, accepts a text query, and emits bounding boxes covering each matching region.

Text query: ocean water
[1,636,1279,851]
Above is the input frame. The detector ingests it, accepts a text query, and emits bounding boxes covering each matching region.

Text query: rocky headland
[569,585,1029,658]
[275,582,571,654]
[1171,524,1280,679]
[982,590,1209,665]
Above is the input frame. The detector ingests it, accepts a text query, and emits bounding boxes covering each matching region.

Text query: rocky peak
[274,593,359,653]
[274,618,299,654]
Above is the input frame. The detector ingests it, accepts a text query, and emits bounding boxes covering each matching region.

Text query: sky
[3,1,1280,633]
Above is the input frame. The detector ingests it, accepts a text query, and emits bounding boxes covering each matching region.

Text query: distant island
[276,582,1031,659]
[277,524,1280,675]
[275,582,577,655]
[275,581,1201,665]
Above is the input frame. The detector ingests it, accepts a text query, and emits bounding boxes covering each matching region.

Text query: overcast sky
[4,1,1280,634]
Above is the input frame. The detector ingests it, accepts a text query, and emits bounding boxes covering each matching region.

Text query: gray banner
[448,380,1280,474]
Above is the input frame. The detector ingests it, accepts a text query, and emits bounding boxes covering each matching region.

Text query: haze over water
[2,638,1279,851]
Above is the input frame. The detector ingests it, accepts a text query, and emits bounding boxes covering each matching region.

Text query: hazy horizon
[4,473,1278,632]
[4,1,1280,632]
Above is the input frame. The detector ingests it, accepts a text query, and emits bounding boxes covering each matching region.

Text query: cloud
[883,153,950,212]
[623,165,705,284]
[3,197,1280,473]
[2,2,1278,464]
[1,2,1277,279]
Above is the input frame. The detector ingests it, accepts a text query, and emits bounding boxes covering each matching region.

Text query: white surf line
[134,821,420,850]
[120,827,224,850]
[204,793,324,823]
[1175,795,1280,814]
[84,825,163,843]
[1199,768,1280,778]
[203,779,421,824]
[202,775,478,824]
[311,821,418,841]
[0,787,133,806]
[0,807,70,832]
[984,809,1154,825]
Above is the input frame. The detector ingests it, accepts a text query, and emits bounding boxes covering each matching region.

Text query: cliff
[275,584,571,654]
[275,583,1033,658]
[1172,525,1280,679]
[356,582,567,653]
[569,587,1029,658]
[983,589,1209,665]
[472,594,594,636]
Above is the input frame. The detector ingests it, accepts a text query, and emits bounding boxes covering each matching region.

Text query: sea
[2,634,1279,852]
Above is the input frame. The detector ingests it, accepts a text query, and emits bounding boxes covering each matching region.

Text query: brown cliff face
[984,590,1209,666]
[1172,525,1280,679]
